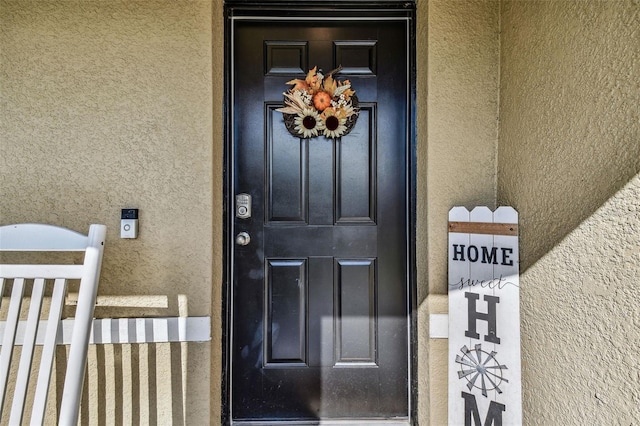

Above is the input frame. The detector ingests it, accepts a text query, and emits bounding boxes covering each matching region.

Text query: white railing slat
[31,279,67,425]
[0,278,26,416]
[10,279,46,425]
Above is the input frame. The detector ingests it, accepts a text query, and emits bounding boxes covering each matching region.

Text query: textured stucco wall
[418,0,499,423]
[0,0,214,423]
[423,0,499,296]
[211,0,224,423]
[4,0,606,424]
[519,176,640,424]
[499,0,640,271]
[499,0,640,423]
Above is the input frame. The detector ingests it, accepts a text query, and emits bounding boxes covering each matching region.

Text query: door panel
[335,258,377,365]
[266,258,307,365]
[231,18,410,422]
[336,106,376,223]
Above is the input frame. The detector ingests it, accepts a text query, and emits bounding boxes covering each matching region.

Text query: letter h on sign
[465,292,500,344]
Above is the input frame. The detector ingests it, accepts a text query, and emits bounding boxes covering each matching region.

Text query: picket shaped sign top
[448,206,522,426]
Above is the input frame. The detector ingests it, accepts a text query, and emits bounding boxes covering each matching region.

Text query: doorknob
[236,232,251,246]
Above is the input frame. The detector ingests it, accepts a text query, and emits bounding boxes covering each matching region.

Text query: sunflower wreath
[276,66,359,139]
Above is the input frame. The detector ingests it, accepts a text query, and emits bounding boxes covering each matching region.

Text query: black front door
[228,10,413,424]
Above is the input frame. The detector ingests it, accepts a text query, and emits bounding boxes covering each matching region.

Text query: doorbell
[121,208,138,239]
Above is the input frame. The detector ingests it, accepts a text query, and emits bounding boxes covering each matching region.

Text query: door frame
[222,2,417,424]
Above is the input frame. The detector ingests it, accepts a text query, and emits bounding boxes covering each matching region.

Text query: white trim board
[429,314,449,339]
[0,316,211,345]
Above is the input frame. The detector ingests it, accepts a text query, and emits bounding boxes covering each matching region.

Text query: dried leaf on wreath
[285,79,308,91]
[322,75,338,97]
[275,106,301,114]
[333,84,352,98]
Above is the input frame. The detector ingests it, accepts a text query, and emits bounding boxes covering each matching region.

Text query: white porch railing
[0,316,211,346]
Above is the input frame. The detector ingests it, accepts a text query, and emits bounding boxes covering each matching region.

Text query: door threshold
[232,420,411,426]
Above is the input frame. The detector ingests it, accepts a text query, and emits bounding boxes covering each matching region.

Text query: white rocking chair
[0,224,106,425]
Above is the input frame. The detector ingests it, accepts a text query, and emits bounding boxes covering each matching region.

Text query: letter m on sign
[462,392,505,426]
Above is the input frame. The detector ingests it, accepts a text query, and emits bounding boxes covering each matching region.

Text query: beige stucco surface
[1,0,638,424]
[418,0,500,423]
[498,0,640,423]
[0,1,214,424]
[1,0,214,317]
[516,175,640,424]
[423,0,499,297]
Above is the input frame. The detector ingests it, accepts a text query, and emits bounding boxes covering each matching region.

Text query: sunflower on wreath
[276,66,359,139]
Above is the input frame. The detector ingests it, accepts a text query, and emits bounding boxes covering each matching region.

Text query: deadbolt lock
[236,193,252,219]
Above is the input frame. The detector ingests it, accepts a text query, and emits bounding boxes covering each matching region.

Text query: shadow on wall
[497,0,640,272]
[516,172,640,424]
[56,295,193,426]
[496,87,640,271]
[70,341,187,425]
[512,156,639,273]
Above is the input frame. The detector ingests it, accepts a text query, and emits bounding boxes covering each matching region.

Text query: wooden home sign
[448,206,522,425]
